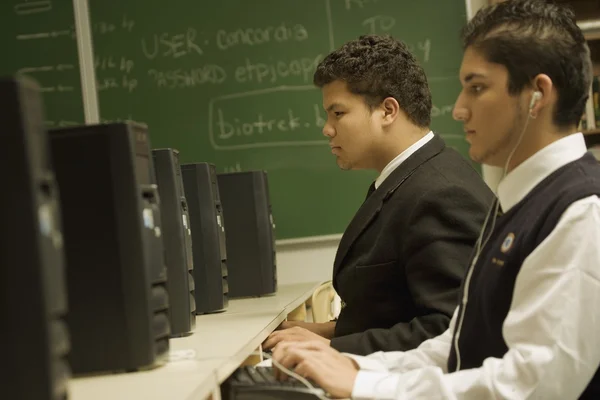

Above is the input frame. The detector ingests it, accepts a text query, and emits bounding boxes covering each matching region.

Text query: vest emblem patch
[501,232,515,253]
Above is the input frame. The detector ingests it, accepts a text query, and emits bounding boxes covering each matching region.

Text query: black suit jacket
[330,134,495,355]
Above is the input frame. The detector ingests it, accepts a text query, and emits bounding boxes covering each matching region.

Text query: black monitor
[48,122,170,374]
[0,76,70,400]
[181,162,229,313]
[152,148,196,335]
[217,171,277,297]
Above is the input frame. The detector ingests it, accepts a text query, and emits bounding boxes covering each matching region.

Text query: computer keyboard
[221,365,329,400]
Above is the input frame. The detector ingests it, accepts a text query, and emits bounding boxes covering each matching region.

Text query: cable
[258,351,333,400]
[453,100,535,371]
[169,348,334,399]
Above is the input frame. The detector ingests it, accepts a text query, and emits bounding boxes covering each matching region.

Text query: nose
[452,106,469,122]
[452,93,470,122]
[322,120,335,138]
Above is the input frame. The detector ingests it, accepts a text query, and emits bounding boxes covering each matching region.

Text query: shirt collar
[497,133,588,212]
[375,131,434,189]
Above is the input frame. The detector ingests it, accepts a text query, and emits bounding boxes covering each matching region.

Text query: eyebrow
[325,103,345,112]
[463,72,486,83]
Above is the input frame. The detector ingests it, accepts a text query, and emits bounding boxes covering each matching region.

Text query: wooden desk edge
[213,281,323,383]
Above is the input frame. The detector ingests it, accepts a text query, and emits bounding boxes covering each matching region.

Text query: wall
[276,237,339,285]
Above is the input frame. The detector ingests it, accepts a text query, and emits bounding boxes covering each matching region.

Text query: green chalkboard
[0,0,84,126]
[2,0,472,240]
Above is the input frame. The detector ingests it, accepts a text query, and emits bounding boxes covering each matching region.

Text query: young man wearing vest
[272,1,600,398]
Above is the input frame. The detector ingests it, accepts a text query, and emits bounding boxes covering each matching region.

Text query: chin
[468,148,483,164]
[336,160,352,170]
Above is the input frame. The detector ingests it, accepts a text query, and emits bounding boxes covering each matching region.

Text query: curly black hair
[463,0,592,128]
[313,35,432,128]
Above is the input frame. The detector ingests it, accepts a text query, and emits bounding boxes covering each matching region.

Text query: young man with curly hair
[272,0,600,398]
[264,34,494,355]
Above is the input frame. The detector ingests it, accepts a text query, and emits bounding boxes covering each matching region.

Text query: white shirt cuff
[351,370,401,400]
[343,353,389,372]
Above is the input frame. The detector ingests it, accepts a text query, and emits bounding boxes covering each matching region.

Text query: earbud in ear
[529,91,542,111]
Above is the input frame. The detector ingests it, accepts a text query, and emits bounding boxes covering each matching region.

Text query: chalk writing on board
[94,22,116,35]
[94,16,135,34]
[314,105,326,128]
[16,30,70,40]
[431,104,454,118]
[208,86,328,151]
[45,120,80,128]
[97,76,138,93]
[148,66,226,88]
[56,64,74,71]
[14,0,51,15]
[100,116,134,124]
[141,28,204,59]
[216,23,308,51]
[122,15,135,32]
[223,162,242,173]
[40,85,73,93]
[234,55,322,84]
[362,15,395,34]
[18,65,53,74]
[410,39,431,63]
[215,108,304,140]
[95,56,134,74]
[344,0,382,10]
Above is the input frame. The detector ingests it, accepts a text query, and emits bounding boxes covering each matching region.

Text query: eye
[469,85,483,94]
[334,111,345,117]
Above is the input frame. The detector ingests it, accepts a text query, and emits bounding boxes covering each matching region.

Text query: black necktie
[365,182,376,200]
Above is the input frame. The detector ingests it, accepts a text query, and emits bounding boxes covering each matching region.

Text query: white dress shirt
[348,132,600,399]
[374,131,434,189]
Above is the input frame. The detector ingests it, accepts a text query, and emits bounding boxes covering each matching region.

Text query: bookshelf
[558,0,600,138]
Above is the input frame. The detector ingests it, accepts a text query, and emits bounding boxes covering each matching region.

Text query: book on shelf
[579,75,600,132]
[594,75,600,128]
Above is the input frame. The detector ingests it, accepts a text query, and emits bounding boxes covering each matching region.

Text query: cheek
[473,100,512,135]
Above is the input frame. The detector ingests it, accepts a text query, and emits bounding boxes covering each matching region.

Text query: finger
[268,328,316,349]
[280,340,331,353]
[271,340,293,361]
[292,350,339,391]
[288,349,323,381]
[274,347,327,382]
[278,321,295,330]
[272,342,306,381]
[273,351,300,381]
[262,333,282,350]
[265,332,299,350]
[271,340,296,375]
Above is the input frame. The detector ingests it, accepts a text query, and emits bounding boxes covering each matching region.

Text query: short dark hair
[462,0,592,128]
[313,35,432,127]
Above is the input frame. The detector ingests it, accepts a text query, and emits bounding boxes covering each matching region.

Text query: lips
[464,130,475,143]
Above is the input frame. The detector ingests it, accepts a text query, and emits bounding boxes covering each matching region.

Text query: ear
[380,97,400,127]
[529,74,553,117]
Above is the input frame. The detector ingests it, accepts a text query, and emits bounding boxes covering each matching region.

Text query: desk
[69,281,322,400]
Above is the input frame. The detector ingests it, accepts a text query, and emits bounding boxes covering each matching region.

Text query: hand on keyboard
[222,365,329,400]
[271,341,358,399]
